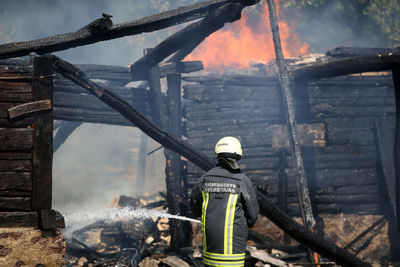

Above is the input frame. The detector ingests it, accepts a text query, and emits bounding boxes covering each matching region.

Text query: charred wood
[31,56,53,212]
[0,0,258,59]
[291,52,400,80]
[0,211,38,227]
[0,197,31,211]
[0,172,31,190]
[129,2,247,78]
[0,128,33,151]
[326,46,400,57]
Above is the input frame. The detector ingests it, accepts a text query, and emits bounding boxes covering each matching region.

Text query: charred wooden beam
[62,61,203,83]
[52,56,215,171]
[31,55,53,212]
[256,192,371,267]
[165,72,192,248]
[136,132,148,189]
[266,0,317,240]
[129,2,249,77]
[291,52,400,80]
[0,0,257,59]
[326,46,400,58]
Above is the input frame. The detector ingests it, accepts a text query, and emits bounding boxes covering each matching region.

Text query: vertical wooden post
[145,52,165,128]
[278,148,287,212]
[136,131,148,190]
[31,55,53,212]
[165,72,191,248]
[392,69,400,236]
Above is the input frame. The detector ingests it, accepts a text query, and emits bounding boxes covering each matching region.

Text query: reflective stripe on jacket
[190,165,259,267]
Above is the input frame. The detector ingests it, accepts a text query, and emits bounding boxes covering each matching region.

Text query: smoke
[281,1,391,52]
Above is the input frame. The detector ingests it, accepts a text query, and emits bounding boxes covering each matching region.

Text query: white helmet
[215,136,242,158]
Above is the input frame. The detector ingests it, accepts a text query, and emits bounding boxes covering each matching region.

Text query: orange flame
[185,3,309,71]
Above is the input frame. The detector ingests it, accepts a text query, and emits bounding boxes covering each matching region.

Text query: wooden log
[0,211,38,227]
[326,129,374,146]
[291,52,400,80]
[0,80,31,92]
[0,91,33,103]
[0,160,32,172]
[0,128,33,151]
[8,99,52,119]
[0,190,31,197]
[0,58,30,66]
[53,61,204,84]
[54,91,149,113]
[182,74,278,86]
[0,118,34,128]
[0,152,31,160]
[326,46,400,57]
[0,172,31,190]
[129,2,247,77]
[0,0,258,59]
[53,108,133,126]
[315,168,377,188]
[31,56,53,211]
[0,197,31,211]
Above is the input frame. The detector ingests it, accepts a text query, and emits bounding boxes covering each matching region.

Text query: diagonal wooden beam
[128,1,255,77]
[0,0,257,60]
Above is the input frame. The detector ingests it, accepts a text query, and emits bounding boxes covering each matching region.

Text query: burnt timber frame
[0,0,258,60]
[1,0,399,264]
[52,55,372,267]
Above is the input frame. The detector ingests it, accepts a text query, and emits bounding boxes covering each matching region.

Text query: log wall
[183,73,395,216]
[0,57,63,228]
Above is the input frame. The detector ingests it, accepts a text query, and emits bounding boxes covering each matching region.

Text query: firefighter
[190,136,259,267]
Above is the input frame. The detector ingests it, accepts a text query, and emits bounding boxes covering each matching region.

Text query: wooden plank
[0,211,38,227]
[0,152,31,160]
[0,80,31,92]
[0,190,31,197]
[8,99,52,119]
[0,128,33,150]
[0,91,33,102]
[54,91,148,113]
[0,172,31,190]
[0,117,34,128]
[31,56,53,211]
[0,197,31,211]
[0,160,32,172]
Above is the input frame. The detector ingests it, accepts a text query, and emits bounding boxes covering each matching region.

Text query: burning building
[0,0,399,266]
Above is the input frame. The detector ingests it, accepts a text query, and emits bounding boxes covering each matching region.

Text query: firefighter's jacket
[190,164,259,267]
